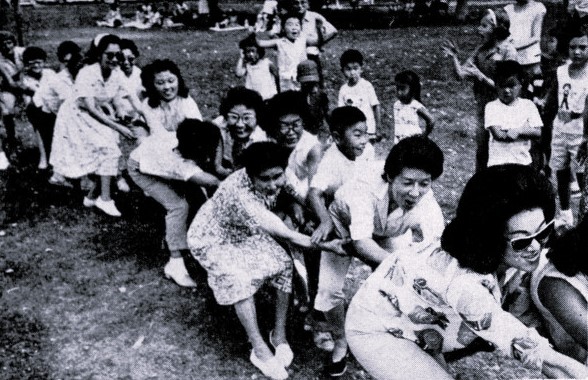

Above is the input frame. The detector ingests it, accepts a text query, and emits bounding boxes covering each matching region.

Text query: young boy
[297,59,329,144]
[337,49,381,140]
[484,60,542,167]
[547,29,588,227]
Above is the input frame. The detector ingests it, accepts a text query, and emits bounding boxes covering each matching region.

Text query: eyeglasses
[508,220,554,251]
[121,55,135,63]
[278,118,303,133]
[104,52,124,61]
[226,113,256,125]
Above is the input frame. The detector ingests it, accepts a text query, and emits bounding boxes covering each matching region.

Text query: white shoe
[117,177,130,193]
[249,350,288,380]
[0,152,9,170]
[571,180,581,197]
[94,198,122,217]
[556,209,574,229]
[164,258,197,287]
[270,331,294,368]
[83,197,96,208]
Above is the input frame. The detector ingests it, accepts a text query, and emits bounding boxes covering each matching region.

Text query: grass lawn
[0,4,565,379]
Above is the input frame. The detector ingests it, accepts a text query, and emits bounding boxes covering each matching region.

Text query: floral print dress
[187,169,293,305]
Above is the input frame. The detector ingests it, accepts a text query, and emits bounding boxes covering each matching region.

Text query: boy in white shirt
[485,60,542,167]
[337,49,381,140]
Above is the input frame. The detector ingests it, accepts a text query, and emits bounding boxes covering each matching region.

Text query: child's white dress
[244,58,277,100]
[50,63,128,178]
[276,36,307,91]
[393,99,424,142]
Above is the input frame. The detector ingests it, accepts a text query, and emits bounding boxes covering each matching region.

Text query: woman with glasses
[50,34,141,217]
[531,214,588,365]
[345,164,588,379]
[213,87,269,178]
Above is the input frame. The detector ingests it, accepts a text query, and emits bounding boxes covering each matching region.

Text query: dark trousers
[26,103,56,157]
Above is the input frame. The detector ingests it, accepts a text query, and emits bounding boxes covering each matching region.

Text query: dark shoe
[324,354,347,377]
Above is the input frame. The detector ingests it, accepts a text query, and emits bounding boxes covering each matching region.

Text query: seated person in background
[531,213,588,364]
[213,87,269,177]
[317,136,445,376]
[485,60,542,168]
[128,119,221,287]
[96,3,123,28]
[187,142,347,380]
[346,164,588,380]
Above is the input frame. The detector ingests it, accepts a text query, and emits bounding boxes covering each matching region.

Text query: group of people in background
[1,0,588,379]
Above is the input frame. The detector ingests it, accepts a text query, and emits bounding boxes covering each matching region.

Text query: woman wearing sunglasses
[50,34,141,217]
[531,214,588,365]
[344,164,588,380]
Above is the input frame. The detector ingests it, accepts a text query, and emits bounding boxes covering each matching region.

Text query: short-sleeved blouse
[187,169,293,305]
[348,244,547,356]
[142,96,202,136]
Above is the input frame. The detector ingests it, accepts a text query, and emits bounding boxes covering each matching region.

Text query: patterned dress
[50,63,128,178]
[187,169,293,305]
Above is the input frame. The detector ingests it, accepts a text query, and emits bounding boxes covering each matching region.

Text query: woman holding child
[187,142,346,380]
[345,164,588,379]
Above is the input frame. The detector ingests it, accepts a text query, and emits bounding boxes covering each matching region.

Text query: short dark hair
[141,59,190,108]
[280,13,302,31]
[340,49,363,68]
[383,135,444,181]
[328,106,366,135]
[242,141,290,178]
[0,31,16,45]
[120,38,140,58]
[96,34,121,59]
[239,33,265,59]
[442,165,555,274]
[494,60,524,86]
[219,86,265,120]
[264,91,309,136]
[57,40,81,62]
[176,119,221,172]
[23,46,47,63]
[491,8,511,41]
[547,215,588,277]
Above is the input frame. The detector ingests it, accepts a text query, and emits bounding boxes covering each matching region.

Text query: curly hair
[441,164,555,274]
[264,91,309,137]
[141,59,189,108]
[242,141,290,179]
[219,86,265,122]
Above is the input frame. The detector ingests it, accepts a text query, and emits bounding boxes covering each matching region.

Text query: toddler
[392,70,434,143]
[257,14,308,91]
[485,60,542,167]
[337,49,380,140]
[235,34,278,100]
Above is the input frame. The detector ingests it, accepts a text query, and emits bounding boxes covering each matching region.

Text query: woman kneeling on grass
[128,119,221,287]
[345,164,588,380]
[187,142,346,380]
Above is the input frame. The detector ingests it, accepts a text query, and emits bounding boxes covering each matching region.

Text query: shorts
[549,131,585,173]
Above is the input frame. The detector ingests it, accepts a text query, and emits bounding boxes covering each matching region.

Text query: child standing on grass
[337,49,381,141]
[20,46,56,170]
[484,60,542,167]
[546,29,588,228]
[257,14,309,92]
[235,34,278,100]
[392,70,434,143]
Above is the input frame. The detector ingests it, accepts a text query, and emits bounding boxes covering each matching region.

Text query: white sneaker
[83,197,96,208]
[164,258,197,287]
[117,177,130,193]
[556,209,574,229]
[94,198,122,217]
[249,350,288,380]
[0,151,9,170]
[571,180,581,197]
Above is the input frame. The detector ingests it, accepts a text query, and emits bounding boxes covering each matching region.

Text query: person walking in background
[443,9,517,172]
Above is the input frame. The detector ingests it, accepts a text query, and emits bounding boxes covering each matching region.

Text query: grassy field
[0,3,566,380]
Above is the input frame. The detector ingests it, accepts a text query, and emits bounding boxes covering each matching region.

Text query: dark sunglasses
[104,52,124,61]
[508,220,554,251]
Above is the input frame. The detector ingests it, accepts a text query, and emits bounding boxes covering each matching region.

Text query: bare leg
[272,290,290,345]
[100,175,113,201]
[325,303,347,362]
[234,296,273,361]
[35,130,48,169]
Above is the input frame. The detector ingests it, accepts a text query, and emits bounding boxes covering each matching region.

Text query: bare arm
[80,97,135,139]
[187,171,220,187]
[373,104,381,136]
[541,348,588,379]
[538,277,587,350]
[305,144,323,179]
[269,61,280,93]
[352,238,390,265]
[214,142,232,179]
[488,126,511,141]
[417,106,435,136]
[307,187,334,243]
[235,53,247,77]
[256,34,279,49]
